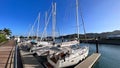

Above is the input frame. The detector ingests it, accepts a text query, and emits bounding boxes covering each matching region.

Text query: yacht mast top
[76,0,80,42]
[52,2,56,43]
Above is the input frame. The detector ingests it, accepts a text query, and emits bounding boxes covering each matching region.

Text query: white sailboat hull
[48,46,89,68]
[56,40,79,47]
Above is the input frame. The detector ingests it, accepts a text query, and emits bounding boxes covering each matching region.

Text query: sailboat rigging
[47,0,89,67]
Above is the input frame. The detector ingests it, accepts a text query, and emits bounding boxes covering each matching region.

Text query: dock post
[95,38,99,53]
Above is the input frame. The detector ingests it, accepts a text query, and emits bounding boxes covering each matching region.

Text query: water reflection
[80,43,120,68]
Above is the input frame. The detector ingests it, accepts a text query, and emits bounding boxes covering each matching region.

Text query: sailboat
[47,0,89,67]
[30,12,53,55]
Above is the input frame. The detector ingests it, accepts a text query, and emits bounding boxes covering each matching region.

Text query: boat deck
[75,53,101,68]
[43,62,53,68]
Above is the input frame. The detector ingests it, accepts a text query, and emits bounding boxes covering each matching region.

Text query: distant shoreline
[80,39,120,45]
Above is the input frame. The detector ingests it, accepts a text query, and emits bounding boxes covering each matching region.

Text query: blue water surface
[80,43,120,68]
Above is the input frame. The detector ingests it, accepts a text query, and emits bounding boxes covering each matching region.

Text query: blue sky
[0,0,120,36]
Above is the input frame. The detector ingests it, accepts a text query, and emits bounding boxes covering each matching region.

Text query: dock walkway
[0,40,15,68]
[20,50,44,68]
[75,53,101,68]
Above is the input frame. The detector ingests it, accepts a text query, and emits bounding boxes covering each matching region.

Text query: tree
[11,36,15,39]
[3,28,12,35]
[0,30,2,33]
[0,30,3,34]
[20,35,24,39]
[0,34,7,43]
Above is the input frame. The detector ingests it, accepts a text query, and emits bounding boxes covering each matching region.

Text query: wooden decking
[0,40,15,68]
[75,53,101,68]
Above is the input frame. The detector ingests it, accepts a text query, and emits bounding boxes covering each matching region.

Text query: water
[35,39,120,68]
[81,43,120,68]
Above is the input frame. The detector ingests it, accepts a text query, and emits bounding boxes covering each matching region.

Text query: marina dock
[20,50,44,68]
[0,40,15,68]
[0,40,101,68]
[75,53,101,68]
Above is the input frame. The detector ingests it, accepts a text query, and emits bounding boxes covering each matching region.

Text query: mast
[76,0,80,42]
[37,12,40,40]
[28,16,38,39]
[27,24,31,39]
[45,11,48,39]
[40,9,52,41]
[52,2,56,43]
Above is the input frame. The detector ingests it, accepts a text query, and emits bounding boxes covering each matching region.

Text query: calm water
[36,39,120,68]
[81,43,120,68]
